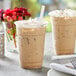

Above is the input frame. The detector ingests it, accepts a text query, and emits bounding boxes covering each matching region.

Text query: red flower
[1,7,31,22]
[25,12,31,16]
[12,15,17,20]
[12,12,16,16]
[18,16,23,20]
[7,16,13,22]
[3,13,7,19]
[5,9,10,13]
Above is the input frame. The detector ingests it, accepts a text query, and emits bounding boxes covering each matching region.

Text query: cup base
[21,66,42,69]
[20,62,42,69]
[56,49,74,55]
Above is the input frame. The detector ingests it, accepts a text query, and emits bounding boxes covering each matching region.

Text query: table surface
[0,33,54,76]
[1,32,76,76]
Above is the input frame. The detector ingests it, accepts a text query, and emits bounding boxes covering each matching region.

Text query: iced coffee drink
[15,20,46,69]
[49,9,76,55]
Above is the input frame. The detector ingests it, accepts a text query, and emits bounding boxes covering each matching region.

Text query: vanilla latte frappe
[49,9,76,55]
[15,20,46,69]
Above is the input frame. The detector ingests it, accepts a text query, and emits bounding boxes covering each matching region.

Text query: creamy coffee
[49,9,76,55]
[15,20,46,69]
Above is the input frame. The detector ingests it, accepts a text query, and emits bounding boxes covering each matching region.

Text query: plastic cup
[49,10,76,55]
[15,20,46,69]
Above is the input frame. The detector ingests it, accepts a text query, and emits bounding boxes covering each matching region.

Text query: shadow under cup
[17,26,45,69]
[51,17,76,55]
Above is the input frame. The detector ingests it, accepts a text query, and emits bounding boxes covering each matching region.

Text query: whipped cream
[14,18,47,28]
[49,9,76,17]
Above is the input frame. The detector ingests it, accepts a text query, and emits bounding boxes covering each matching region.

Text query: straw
[40,5,45,20]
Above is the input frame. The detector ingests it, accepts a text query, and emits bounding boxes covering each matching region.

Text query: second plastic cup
[49,10,76,55]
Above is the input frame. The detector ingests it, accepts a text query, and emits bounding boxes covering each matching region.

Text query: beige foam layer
[49,9,76,17]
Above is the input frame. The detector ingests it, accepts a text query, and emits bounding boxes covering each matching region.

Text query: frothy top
[49,9,76,17]
[14,18,47,28]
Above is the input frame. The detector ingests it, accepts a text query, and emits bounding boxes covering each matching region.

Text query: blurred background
[0,0,76,32]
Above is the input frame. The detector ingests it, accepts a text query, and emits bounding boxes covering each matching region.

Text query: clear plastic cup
[15,20,46,69]
[49,9,76,55]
